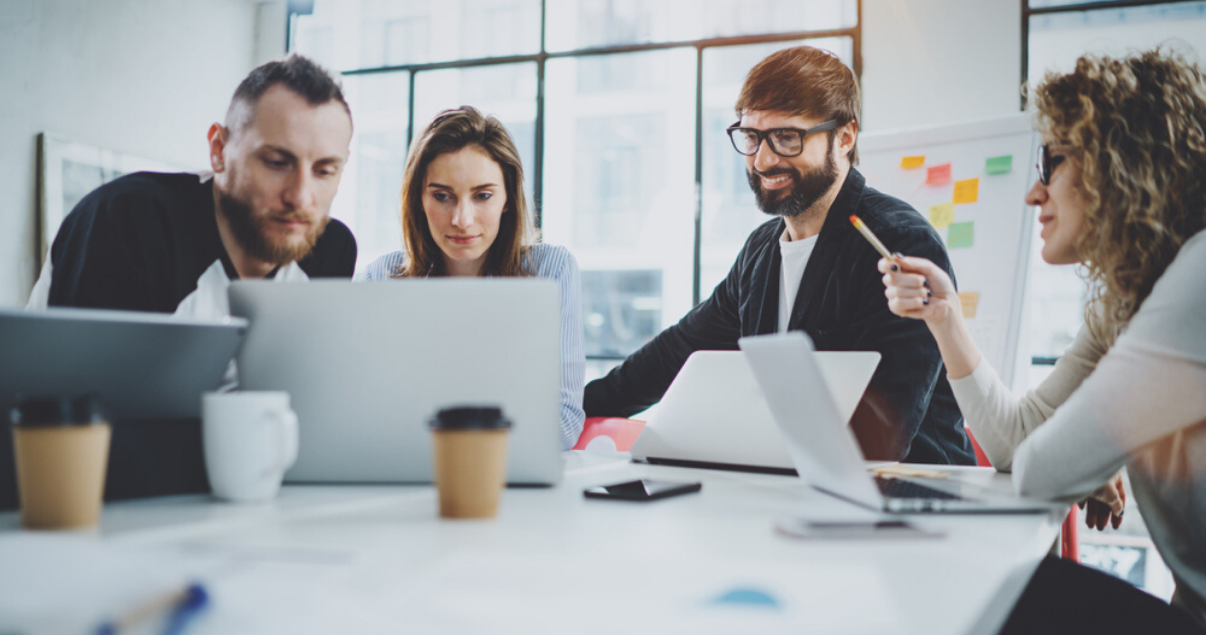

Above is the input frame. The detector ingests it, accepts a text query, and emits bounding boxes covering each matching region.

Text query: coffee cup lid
[429,406,512,431]
[10,395,106,427]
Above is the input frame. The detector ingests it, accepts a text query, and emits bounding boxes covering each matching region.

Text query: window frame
[288,0,863,360]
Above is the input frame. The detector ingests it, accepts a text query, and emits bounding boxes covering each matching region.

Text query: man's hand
[1081,472,1126,531]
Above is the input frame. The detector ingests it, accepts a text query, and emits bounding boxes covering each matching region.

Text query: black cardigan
[585,169,976,465]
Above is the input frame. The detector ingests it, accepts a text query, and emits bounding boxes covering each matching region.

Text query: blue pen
[96,582,209,635]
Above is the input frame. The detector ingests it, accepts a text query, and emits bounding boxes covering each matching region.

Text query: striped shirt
[361,244,586,450]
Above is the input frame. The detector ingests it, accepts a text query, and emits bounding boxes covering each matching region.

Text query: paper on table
[413,552,905,635]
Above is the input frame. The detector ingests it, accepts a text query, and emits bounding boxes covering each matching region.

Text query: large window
[290,0,860,377]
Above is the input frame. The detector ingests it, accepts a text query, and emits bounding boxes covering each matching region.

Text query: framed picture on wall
[36,133,184,261]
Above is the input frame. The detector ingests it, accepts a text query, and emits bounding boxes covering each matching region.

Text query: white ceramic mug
[202,391,299,502]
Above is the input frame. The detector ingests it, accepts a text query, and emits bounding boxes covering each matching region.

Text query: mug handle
[269,408,300,474]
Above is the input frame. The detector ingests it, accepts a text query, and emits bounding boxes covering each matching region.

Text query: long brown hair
[1031,46,1206,335]
[395,106,536,277]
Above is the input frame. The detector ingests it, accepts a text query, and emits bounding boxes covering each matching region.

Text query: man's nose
[752,138,781,173]
[282,170,317,211]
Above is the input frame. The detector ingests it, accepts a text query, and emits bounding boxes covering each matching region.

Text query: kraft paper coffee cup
[11,396,110,530]
[429,406,511,519]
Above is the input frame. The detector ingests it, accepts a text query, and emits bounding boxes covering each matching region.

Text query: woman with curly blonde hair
[881,47,1206,633]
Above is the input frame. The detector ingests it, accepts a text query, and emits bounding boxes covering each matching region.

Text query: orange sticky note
[900,156,925,169]
[929,202,955,229]
[926,163,952,185]
[953,178,979,204]
[959,291,980,319]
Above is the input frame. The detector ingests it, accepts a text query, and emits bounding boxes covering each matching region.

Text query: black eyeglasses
[726,120,840,157]
[1037,143,1069,186]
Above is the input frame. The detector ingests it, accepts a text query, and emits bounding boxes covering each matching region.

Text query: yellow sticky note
[959,291,980,319]
[953,178,979,204]
[929,202,955,229]
[900,156,925,169]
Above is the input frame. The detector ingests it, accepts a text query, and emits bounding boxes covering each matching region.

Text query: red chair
[967,428,1078,562]
[573,417,646,452]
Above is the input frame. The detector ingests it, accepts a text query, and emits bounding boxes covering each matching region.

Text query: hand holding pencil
[848,215,960,326]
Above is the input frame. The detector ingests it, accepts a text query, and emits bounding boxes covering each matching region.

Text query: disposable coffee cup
[10,396,111,530]
[429,406,512,519]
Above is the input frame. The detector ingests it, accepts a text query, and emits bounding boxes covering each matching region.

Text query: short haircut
[224,54,351,137]
[735,46,861,164]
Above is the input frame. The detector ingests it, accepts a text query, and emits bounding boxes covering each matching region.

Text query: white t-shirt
[778,229,819,333]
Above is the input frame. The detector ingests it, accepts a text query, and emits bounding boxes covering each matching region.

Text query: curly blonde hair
[1031,46,1206,336]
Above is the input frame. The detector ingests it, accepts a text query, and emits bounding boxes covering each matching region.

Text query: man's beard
[747,145,840,219]
[217,189,329,266]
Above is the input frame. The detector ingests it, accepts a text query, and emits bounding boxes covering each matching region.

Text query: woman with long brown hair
[882,47,1206,632]
[364,106,584,450]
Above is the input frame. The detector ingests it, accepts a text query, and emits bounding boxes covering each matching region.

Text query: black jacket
[585,169,975,465]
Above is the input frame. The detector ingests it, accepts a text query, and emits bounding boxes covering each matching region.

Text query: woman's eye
[475,191,493,201]
[432,192,451,202]
[265,159,288,169]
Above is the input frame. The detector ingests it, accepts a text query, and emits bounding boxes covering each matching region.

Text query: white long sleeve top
[950,230,1206,628]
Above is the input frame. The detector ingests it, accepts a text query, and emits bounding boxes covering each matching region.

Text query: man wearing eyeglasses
[584,46,974,465]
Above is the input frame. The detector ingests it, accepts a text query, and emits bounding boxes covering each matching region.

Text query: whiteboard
[858,114,1038,386]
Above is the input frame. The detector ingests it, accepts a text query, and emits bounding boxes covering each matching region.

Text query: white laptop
[0,307,246,421]
[631,349,880,473]
[739,332,1059,513]
[228,279,563,486]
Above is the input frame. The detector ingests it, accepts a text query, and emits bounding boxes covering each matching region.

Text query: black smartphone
[583,479,702,502]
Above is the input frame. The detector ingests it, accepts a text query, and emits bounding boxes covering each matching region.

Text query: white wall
[0,0,286,308]
[862,0,1022,132]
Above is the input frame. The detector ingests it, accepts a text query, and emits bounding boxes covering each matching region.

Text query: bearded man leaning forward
[584,46,974,465]
[18,54,356,502]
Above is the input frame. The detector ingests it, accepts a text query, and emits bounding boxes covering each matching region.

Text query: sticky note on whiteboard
[948,221,974,248]
[959,291,980,318]
[929,203,955,229]
[900,156,925,168]
[985,155,1012,174]
[926,163,952,185]
[953,178,979,204]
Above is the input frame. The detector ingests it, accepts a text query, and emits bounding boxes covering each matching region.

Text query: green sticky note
[948,221,974,248]
[985,155,1013,175]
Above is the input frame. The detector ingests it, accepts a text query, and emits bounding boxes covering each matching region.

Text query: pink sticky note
[926,163,952,186]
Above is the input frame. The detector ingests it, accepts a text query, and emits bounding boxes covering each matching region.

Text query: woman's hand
[876,254,982,380]
[877,255,960,326]
[1081,472,1126,531]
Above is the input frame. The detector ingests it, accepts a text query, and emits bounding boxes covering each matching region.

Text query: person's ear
[836,120,858,159]
[207,123,228,173]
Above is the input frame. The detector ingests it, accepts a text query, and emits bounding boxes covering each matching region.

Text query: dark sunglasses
[726,120,840,157]
[1037,143,1068,186]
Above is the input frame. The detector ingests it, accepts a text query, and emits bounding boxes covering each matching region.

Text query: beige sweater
[950,231,1206,628]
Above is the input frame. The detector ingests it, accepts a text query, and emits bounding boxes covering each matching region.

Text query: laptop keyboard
[874,476,962,500]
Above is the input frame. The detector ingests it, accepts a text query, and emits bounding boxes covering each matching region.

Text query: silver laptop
[229,279,563,486]
[0,307,247,420]
[631,349,880,473]
[739,332,1059,513]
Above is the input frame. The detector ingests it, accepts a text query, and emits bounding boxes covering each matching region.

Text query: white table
[0,453,1065,635]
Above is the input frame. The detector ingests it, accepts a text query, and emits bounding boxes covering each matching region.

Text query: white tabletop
[0,453,1065,635]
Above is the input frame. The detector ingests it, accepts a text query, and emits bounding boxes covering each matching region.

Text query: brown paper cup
[13,424,111,529]
[431,429,509,519]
